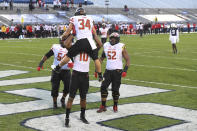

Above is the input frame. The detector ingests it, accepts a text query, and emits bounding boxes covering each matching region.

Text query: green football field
[0,33,197,131]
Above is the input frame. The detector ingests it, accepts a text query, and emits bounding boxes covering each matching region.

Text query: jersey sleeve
[69,17,74,24]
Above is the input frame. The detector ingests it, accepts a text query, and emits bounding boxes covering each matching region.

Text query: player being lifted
[54,8,103,81]
[37,39,73,109]
[169,23,179,54]
[62,35,91,127]
[96,32,130,113]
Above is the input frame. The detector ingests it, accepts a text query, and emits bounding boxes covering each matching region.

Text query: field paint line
[133,51,161,55]
[0,76,51,87]
[0,52,42,57]
[0,62,51,71]
[1,82,169,115]
[133,54,197,61]
[0,46,47,50]
[131,64,197,72]
[0,70,29,78]
[102,61,196,72]
[124,78,197,89]
[24,103,197,131]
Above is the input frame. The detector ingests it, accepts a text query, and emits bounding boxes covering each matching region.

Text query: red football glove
[37,67,41,71]
[37,66,43,71]
[121,72,127,77]
[68,62,74,68]
[94,72,98,78]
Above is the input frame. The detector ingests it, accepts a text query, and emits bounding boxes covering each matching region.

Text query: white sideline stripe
[124,78,197,89]
[131,64,197,72]
[0,70,28,78]
[0,62,51,71]
[0,76,51,87]
[133,54,197,61]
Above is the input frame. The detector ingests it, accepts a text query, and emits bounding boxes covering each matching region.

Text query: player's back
[71,15,94,40]
[73,52,90,72]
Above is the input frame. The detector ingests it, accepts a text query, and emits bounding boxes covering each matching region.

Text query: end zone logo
[1,70,197,130]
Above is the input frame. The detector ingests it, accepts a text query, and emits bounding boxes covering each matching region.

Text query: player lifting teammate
[62,34,91,127]
[54,8,103,81]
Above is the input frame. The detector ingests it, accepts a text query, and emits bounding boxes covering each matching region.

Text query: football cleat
[97,105,107,113]
[65,118,69,127]
[80,116,89,124]
[113,105,118,112]
[60,97,66,108]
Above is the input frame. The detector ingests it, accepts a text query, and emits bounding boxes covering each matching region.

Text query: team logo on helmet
[75,8,86,16]
[109,32,120,45]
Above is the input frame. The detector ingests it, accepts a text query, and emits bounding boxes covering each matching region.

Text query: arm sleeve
[45,49,54,58]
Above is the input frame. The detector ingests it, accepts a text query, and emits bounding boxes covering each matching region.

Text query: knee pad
[112,91,120,101]
[101,88,108,98]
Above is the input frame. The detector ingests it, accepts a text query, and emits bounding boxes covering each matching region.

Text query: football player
[37,39,73,109]
[96,32,130,113]
[99,23,109,44]
[53,7,103,82]
[169,23,179,54]
[63,35,91,127]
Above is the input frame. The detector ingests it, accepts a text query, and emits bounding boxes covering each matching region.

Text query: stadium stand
[0,0,197,35]
[90,0,197,9]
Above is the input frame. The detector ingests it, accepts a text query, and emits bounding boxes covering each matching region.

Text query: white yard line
[0,52,42,57]
[102,61,196,72]
[1,62,196,89]
[0,62,51,71]
[133,54,197,61]
[0,46,47,50]
[124,78,197,89]
[131,64,197,72]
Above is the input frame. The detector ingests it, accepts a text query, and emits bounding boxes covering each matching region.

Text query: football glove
[51,64,61,73]
[121,65,128,77]
[121,72,127,77]
[67,62,74,68]
[98,72,103,82]
[37,60,44,71]
[94,71,98,78]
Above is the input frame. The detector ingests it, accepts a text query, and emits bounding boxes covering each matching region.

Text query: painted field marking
[0,80,170,116]
[23,103,197,131]
[0,63,51,71]
[0,70,28,78]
